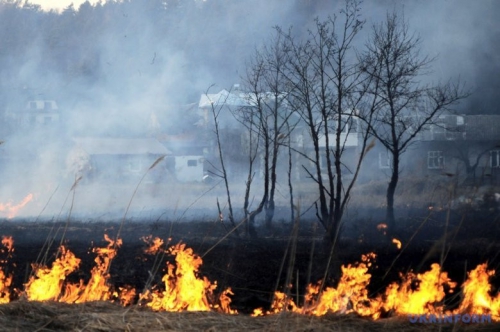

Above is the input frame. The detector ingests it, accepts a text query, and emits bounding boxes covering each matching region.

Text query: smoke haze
[0,0,498,220]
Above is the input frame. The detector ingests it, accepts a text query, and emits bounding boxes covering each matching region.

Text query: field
[0,203,499,331]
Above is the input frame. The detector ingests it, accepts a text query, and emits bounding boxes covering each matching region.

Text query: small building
[149,103,209,182]
[18,100,60,127]
[68,137,172,184]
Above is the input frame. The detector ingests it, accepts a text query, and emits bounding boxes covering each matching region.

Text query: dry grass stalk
[0,301,496,332]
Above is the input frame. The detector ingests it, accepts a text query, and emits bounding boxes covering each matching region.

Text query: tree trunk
[247,213,259,238]
[265,199,275,229]
[265,147,278,229]
[386,155,399,232]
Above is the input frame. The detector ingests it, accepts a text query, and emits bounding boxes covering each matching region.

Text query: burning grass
[0,233,498,323]
[0,217,498,331]
[7,235,235,314]
[252,254,500,323]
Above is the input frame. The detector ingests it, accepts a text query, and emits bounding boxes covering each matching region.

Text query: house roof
[73,138,171,155]
[198,89,290,109]
[465,115,500,141]
[198,89,251,108]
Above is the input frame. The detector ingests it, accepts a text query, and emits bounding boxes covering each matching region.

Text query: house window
[44,101,52,109]
[187,159,197,167]
[428,151,444,169]
[490,150,500,168]
[378,150,391,169]
[43,116,52,124]
[328,115,358,134]
[29,101,37,109]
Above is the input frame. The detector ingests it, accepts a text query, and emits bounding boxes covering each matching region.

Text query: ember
[392,238,402,249]
[377,223,388,235]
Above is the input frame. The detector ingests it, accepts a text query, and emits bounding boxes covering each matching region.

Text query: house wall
[408,140,500,186]
[464,142,500,185]
[318,133,358,148]
[19,112,60,127]
[357,140,464,184]
[82,154,168,184]
[175,156,204,182]
[358,138,500,187]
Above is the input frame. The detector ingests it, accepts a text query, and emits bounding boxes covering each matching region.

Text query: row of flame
[0,235,235,314]
[0,234,498,320]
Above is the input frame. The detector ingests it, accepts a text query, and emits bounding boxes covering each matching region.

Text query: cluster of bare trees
[208,0,468,244]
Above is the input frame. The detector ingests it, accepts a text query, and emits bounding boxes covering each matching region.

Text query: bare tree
[237,32,297,232]
[360,12,469,231]
[205,86,239,235]
[277,0,375,246]
[241,111,260,237]
[238,58,267,236]
[259,34,295,229]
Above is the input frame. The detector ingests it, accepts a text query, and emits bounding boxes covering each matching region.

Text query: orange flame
[25,246,81,301]
[254,255,466,320]
[383,263,456,315]
[1,236,14,253]
[0,236,14,303]
[0,269,12,304]
[454,263,500,320]
[0,193,33,219]
[116,285,137,306]
[24,235,134,305]
[61,234,123,303]
[304,253,382,318]
[5,233,500,321]
[142,243,236,314]
[142,235,165,254]
[253,253,381,318]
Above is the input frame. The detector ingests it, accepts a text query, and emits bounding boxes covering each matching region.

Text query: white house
[174,155,204,182]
